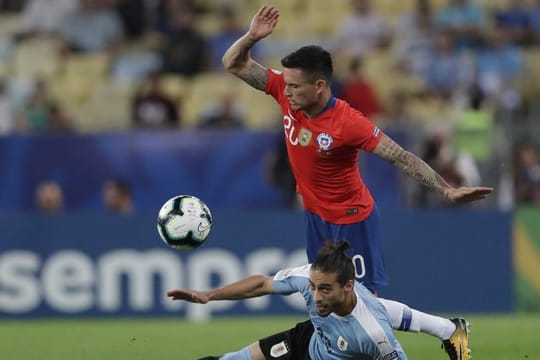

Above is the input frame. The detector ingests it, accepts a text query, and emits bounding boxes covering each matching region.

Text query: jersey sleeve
[272,264,311,295]
[264,68,286,103]
[343,109,384,152]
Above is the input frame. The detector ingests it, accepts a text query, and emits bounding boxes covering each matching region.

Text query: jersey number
[283,114,298,146]
[352,254,366,280]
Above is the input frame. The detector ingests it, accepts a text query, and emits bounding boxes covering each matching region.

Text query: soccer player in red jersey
[222,5,492,360]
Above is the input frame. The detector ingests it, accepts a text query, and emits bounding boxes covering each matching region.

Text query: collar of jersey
[312,95,336,118]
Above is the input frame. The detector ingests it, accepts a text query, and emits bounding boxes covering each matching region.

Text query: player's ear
[344,279,354,293]
[315,79,326,94]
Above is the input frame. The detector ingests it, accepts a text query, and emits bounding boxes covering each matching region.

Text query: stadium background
[0,0,539,358]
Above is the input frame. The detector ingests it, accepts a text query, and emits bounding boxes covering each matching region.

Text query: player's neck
[335,292,357,317]
[303,92,332,119]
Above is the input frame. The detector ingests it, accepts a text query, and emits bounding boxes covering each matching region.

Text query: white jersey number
[352,254,366,280]
[283,113,298,146]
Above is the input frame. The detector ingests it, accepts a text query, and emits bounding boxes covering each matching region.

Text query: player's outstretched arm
[372,134,494,203]
[222,5,279,91]
[167,275,275,303]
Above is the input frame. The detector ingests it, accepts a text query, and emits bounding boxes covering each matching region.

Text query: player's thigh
[332,208,387,289]
[258,320,313,360]
[304,211,328,262]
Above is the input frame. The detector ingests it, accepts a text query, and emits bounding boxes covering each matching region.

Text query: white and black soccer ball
[157,195,213,250]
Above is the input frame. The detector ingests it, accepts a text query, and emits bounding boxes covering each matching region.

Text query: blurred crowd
[0,0,539,208]
[35,177,135,214]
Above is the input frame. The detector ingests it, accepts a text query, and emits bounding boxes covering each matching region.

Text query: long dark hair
[312,240,355,286]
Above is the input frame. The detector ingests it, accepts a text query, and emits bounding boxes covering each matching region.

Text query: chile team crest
[316,133,333,151]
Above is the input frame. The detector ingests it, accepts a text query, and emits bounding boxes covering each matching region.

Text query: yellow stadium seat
[49,73,95,105]
[475,0,509,12]
[12,38,62,79]
[362,49,425,105]
[182,72,242,127]
[68,101,101,132]
[159,74,190,102]
[374,0,414,18]
[408,96,453,123]
[91,79,135,102]
[237,83,281,129]
[87,79,134,130]
[50,53,111,106]
[196,12,221,37]
[62,53,110,79]
[72,96,131,132]
[518,48,540,98]
[0,14,22,37]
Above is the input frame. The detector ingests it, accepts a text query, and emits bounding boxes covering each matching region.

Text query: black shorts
[258,319,313,360]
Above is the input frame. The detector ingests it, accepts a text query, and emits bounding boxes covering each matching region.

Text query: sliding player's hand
[167,289,209,304]
[248,5,279,41]
[445,186,494,203]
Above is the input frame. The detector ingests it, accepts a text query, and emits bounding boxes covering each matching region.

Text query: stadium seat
[72,79,133,132]
[237,82,281,129]
[253,0,306,13]
[0,14,22,38]
[159,74,190,103]
[182,72,242,127]
[12,38,62,79]
[374,0,413,19]
[48,73,95,106]
[362,50,425,106]
[50,54,111,106]
[519,48,540,98]
[408,96,454,124]
[475,0,508,12]
[195,12,221,37]
[62,53,109,79]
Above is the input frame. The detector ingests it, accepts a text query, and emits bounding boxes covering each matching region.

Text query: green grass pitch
[1,314,539,359]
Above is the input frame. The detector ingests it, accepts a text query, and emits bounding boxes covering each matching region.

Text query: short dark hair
[281,45,333,83]
[311,240,355,286]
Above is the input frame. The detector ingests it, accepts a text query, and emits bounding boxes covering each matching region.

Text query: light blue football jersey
[273,265,407,360]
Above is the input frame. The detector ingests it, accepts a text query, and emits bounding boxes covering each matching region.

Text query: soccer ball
[157,195,213,250]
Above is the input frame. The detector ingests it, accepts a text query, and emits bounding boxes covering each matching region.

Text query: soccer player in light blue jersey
[168,240,407,360]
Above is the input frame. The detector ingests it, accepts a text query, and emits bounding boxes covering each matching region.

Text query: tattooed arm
[372,134,494,203]
[222,35,269,91]
[222,5,279,91]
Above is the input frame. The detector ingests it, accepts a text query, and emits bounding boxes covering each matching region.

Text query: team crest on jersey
[299,128,312,147]
[316,133,333,151]
[337,336,348,351]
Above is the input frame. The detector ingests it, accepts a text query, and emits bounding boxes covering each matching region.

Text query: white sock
[378,298,456,340]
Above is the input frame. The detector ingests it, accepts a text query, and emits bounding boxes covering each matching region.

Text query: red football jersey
[265,68,383,224]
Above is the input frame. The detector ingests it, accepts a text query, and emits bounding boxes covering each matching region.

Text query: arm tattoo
[373,135,451,195]
[236,61,268,91]
[223,35,268,91]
